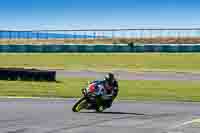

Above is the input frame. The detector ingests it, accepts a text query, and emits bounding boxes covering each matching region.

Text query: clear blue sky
[0,0,199,30]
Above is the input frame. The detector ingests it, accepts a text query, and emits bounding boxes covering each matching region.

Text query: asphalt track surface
[0,98,200,133]
[56,70,200,81]
[1,70,200,133]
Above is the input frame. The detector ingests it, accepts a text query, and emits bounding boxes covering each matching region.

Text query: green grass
[1,53,200,72]
[1,78,200,102]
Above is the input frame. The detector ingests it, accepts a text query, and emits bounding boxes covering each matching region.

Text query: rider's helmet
[104,73,115,86]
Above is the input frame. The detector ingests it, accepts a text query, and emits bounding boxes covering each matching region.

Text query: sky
[0,0,199,30]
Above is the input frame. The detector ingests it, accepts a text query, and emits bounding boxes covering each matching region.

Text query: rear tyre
[72,97,87,112]
[96,105,105,112]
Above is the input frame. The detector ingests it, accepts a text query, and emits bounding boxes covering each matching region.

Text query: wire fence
[0,29,200,44]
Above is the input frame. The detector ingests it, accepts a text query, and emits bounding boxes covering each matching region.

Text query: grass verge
[1,53,200,72]
[0,78,200,102]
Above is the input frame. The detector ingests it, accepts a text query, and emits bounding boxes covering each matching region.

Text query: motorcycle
[72,82,112,112]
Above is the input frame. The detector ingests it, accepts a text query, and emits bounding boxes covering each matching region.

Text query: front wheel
[72,97,87,112]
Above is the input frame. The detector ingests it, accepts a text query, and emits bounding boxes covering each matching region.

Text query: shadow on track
[80,111,146,115]
[79,111,176,118]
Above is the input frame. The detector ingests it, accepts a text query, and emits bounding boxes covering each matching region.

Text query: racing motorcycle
[72,82,112,112]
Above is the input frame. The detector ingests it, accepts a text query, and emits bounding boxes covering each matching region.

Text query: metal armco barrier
[0,68,56,81]
[0,44,200,52]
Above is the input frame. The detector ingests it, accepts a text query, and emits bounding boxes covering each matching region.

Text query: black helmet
[104,73,115,85]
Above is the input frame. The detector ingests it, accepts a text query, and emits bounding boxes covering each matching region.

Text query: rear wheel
[95,96,105,112]
[96,105,105,112]
[72,97,87,112]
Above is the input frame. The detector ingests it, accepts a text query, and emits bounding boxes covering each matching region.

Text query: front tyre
[72,97,87,112]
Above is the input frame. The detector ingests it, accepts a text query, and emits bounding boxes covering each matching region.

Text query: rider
[89,73,119,110]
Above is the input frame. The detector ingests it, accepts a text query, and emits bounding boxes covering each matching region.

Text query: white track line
[0,96,73,100]
[174,118,200,128]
